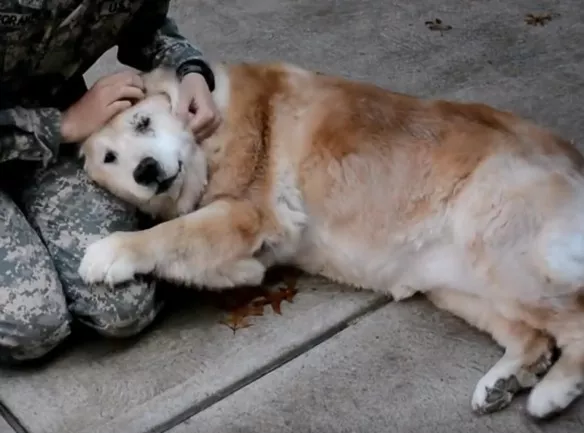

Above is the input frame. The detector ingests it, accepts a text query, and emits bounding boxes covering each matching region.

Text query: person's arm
[116,0,215,91]
[0,106,63,167]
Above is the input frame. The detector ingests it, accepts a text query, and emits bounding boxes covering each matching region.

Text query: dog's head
[80,68,207,219]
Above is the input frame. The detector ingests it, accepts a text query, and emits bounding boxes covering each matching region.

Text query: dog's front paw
[79,233,148,287]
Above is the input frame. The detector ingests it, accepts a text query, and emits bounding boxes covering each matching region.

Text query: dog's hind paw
[526,375,584,419]
[472,376,520,414]
[472,358,544,415]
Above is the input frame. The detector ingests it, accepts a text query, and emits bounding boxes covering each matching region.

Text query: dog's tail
[140,68,181,114]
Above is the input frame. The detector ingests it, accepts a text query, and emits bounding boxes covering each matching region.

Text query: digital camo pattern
[0,0,206,362]
[0,107,63,167]
[0,189,71,363]
[0,158,163,363]
[21,159,162,341]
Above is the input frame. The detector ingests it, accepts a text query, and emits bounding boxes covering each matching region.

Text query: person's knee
[0,310,71,364]
[70,279,161,338]
[19,158,161,338]
[0,189,73,365]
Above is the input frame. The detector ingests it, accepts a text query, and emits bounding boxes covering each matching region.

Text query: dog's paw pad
[78,235,138,286]
[472,383,514,414]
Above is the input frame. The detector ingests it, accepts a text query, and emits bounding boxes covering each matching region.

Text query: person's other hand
[60,71,145,143]
[176,73,221,141]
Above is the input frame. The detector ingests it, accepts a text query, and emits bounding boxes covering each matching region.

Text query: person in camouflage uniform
[0,0,220,363]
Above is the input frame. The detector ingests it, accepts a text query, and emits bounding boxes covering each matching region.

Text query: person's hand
[176,73,221,141]
[60,71,145,143]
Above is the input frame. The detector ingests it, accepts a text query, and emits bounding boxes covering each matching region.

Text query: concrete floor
[2,0,584,432]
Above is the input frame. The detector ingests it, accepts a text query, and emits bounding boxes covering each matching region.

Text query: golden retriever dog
[78,62,584,420]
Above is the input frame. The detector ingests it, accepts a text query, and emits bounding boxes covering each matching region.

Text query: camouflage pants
[0,158,163,364]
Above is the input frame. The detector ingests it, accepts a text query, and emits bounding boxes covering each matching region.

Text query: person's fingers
[96,70,140,88]
[115,72,144,90]
[106,100,132,118]
[186,112,197,124]
[200,116,221,139]
[189,106,215,133]
[189,117,212,140]
[192,112,221,141]
[175,95,193,123]
[204,117,222,139]
[107,85,145,104]
[194,127,213,141]
[212,115,222,132]
[130,72,144,90]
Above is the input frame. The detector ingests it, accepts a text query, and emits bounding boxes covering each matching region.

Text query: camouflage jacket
[0,0,214,167]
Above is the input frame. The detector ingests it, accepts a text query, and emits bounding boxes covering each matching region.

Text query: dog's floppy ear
[77,134,102,165]
[141,68,181,114]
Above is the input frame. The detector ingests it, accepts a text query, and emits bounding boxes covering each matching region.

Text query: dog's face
[81,95,191,209]
[80,69,207,218]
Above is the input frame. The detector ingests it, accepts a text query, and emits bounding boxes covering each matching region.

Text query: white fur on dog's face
[80,92,201,218]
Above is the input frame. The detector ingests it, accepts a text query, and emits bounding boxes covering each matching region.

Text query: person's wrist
[59,111,78,144]
[176,59,215,92]
[182,72,208,88]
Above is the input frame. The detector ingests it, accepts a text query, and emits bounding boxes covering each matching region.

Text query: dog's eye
[103,151,117,164]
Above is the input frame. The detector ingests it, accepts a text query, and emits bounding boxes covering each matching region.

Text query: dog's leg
[523,205,584,418]
[78,199,266,289]
[427,290,555,414]
[526,311,584,419]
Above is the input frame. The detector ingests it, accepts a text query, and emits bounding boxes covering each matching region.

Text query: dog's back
[229,64,584,302]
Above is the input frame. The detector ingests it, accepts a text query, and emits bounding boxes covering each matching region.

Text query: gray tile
[170,298,584,433]
[0,276,383,433]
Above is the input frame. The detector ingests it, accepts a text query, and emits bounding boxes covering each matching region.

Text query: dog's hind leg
[78,198,267,290]
[523,200,584,418]
[525,303,584,419]
[427,289,555,414]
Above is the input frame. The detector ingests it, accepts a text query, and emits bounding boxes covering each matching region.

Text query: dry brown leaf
[268,277,299,315]
[269,292,286,315]
[238,304,265,317]
[424,18,452,32]
[524,12,555,26]
[220,313,253,334]
[217,269,300,332]
[219,302,266,333]
[209,286,270,312]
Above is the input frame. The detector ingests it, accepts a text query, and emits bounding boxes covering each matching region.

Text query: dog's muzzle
[156,162,182,194]
[133,157,182,194]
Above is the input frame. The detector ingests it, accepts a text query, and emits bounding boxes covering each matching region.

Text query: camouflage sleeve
[116,0,215,91]
[0,106,62,167]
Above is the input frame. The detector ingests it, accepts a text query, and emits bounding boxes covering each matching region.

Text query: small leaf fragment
[216,269,301,332]
[220,313,254,334]
[524,12,555,27]
[268,281,299,315]
[424,18,452,32]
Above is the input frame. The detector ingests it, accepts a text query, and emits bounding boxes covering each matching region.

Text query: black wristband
[176,59,216,92]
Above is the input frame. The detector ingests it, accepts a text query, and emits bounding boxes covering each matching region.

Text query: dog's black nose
[133,157,161,186]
